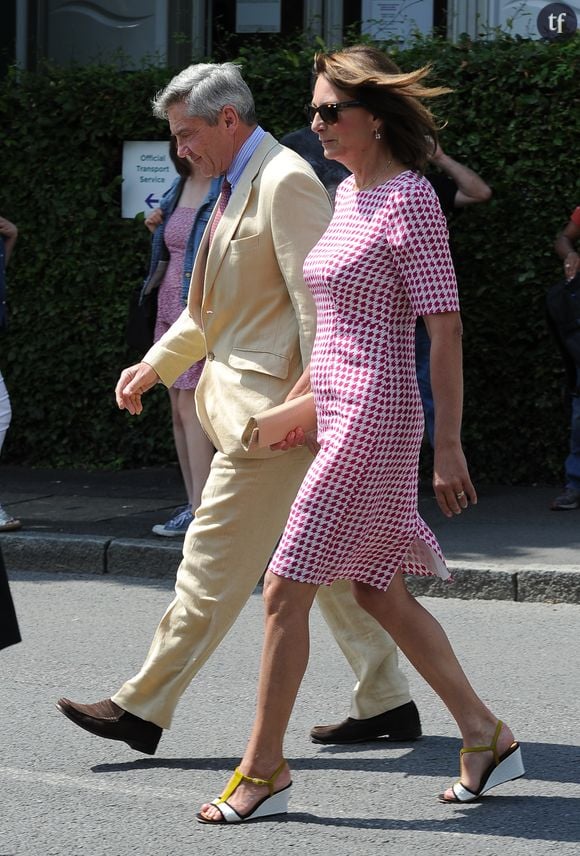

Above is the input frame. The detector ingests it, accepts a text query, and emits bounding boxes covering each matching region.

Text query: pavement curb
[107,538,183,577]
[2,532,579,604]
[1,533,182,578]
[408,563,580,604]
[2,533,111,575]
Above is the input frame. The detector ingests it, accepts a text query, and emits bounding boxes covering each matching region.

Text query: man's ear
[222,105,238,129]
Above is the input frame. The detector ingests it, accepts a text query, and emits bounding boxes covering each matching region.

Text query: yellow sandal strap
[459,720,503,765]
[217,760,287,804]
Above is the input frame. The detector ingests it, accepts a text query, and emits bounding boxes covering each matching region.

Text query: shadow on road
[262,797,580,842]
[91,734,580,785]
[89,736,580,842]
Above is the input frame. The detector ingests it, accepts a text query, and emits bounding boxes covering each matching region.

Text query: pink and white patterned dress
[268,171,459,591]
[154,206,204,391]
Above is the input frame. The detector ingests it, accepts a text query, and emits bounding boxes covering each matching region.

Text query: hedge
[0,32,579,482]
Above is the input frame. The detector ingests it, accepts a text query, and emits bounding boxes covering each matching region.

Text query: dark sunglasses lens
[306,104,339,124]
[319,105,338,124]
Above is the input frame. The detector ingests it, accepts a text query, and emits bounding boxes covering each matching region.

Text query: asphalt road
[1,571,579,856]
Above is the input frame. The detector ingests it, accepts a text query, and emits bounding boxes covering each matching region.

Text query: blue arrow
[145,193,159,208]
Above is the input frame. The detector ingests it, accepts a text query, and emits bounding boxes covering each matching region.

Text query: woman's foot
[198,761,292,824]
[440,720,523,803]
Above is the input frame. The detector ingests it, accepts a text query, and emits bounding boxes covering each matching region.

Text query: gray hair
[152,62,256,125]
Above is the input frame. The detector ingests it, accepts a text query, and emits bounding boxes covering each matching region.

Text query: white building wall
[448,0,580,40]
[41,0,167,66]
[15,1,580,71]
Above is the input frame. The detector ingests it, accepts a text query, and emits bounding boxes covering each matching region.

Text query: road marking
[0,766,192,803]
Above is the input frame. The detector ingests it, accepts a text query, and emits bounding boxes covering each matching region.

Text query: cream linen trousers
[113,448,410,729]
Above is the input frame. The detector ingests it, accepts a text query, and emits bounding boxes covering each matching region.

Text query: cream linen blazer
[143,133,333,458]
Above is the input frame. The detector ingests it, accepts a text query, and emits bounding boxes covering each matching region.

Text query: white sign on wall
[236,0,281,33]
[121,141,178,219]
[361,0,434,41]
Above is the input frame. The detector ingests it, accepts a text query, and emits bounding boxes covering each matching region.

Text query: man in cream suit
[57,62,421,753]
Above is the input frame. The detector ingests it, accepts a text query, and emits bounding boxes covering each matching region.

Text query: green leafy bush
[0,33,579,481]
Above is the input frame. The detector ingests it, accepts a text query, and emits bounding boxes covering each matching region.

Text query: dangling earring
[374,129,382,140]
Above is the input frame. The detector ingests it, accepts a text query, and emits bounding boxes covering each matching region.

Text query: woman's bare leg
[175,388,214,512]
[352,572,515,800]
[167,387,213,510]
[167,387,193,503]
[199,572,319,821]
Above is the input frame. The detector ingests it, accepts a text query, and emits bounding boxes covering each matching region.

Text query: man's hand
[115,362,160,415]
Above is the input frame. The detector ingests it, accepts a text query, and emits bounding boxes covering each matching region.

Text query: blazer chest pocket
[228,234,260,257]
[228,348,289,379]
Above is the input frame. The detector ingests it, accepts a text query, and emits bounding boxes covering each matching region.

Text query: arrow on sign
[145,193,159,208]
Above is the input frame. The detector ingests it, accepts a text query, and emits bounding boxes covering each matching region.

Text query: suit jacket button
[207,351,215,361]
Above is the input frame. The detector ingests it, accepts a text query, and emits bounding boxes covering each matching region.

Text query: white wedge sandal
[197,760,291,824]
[438,720,525,803]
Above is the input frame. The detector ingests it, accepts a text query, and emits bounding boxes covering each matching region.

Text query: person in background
[144,140,220,536]
[551,206,580,510]
[0,215,21,532]
[416,140,492,444]
[281,124,350,202]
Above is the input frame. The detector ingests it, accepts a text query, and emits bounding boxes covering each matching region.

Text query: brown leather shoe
[310,700,422,744]
[56,697,162,755]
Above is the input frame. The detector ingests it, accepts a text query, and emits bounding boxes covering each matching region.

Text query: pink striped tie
[208,180,231,245]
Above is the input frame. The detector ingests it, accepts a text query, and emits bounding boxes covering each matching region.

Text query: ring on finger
[455,490,465,499]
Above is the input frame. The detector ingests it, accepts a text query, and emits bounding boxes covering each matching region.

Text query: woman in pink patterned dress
[198,46,523,824]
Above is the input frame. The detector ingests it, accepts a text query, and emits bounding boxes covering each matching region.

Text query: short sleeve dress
[268,171,459,591]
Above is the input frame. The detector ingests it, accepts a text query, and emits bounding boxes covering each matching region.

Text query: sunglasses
[305,100,365,125]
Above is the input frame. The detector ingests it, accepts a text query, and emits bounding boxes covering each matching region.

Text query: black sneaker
[550,487,580,511]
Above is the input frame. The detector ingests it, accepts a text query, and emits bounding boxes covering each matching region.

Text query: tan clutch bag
[242,392,316,450]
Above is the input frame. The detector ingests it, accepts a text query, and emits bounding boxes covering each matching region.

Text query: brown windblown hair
[313,45,451,172]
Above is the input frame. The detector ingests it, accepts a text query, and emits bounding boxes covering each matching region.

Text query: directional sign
[122,141,178,218]
[144,192,160,208]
